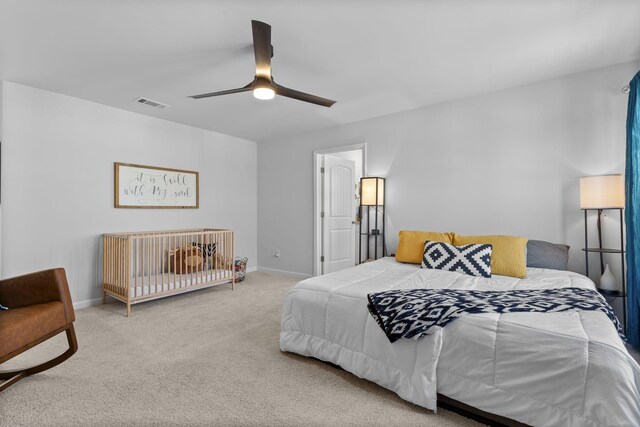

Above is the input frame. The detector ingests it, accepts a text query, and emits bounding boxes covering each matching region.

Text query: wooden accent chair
[0,268,78,391]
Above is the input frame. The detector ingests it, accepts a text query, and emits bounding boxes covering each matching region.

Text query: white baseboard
[73,297,103,310]
[246,266,258,273]
[256,266,313,279]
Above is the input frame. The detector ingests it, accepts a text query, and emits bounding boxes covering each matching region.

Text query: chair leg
[0,324,78,391]
[0,372,26,392]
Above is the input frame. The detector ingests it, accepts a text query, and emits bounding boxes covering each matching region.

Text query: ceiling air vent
[134,97,169,109]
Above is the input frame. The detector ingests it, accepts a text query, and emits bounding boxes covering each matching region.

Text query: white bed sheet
[280,257,640,426]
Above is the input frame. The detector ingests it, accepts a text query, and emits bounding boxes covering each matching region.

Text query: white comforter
[280,257,640,426]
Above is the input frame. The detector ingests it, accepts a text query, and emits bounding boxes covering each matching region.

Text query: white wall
[258,61,639,284]
[1,81,257,307]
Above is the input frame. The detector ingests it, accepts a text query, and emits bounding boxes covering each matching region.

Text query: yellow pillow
[396,231,455,264]
[453,234,528,278]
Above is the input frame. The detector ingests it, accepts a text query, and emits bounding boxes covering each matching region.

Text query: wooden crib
[102,228,235,316]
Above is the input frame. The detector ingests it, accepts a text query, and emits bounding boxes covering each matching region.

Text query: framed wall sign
[114,162,199,209]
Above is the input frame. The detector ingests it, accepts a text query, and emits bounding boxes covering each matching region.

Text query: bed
[280,257,640,426]
[103,228,235,316]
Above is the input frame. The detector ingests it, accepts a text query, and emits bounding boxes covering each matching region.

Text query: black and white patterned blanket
[367,288,623,343]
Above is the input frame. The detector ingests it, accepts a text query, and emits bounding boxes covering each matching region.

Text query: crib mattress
[125,269,232,298]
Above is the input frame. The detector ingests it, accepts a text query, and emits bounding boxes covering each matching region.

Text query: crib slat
[109,236,113,291]
[111,236,115,291]
[102,237,106,301]
[117,237,120,291]
[199,232,202,285]
[179,234,182,288]
[107,236,110,293]
[126,237,131,309]
[157,236,161,292]
[134,238,138,298]
[196,232,200,285]
[115,238,119,294]
[201,232,205,284]
[179,234,183,288]
[154,236,158,295]
[118,239,122,289]
[208,232,212,283]
[142,237,145,296]
[161,236,165,291]
[118,238,122,295]
[188,234,193,287]
[120,238,123,297]
[106,236,110,295]
[221,231,225,281]
[148,236,151,295]
[109,236,113,293]
[226,231,229,280]
[120,239,127,298]
[190,234,194,287]
[200,232,205,285]
[141,236,145,298]
[141,237,144,296]
[114,237,118,293]
[119,238,122,292]
[209,233,212,282]
[231,231,235,289]
[138,237,141,298]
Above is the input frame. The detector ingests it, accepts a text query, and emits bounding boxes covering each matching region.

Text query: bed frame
[102,228,235,316]
[437,394,527,427]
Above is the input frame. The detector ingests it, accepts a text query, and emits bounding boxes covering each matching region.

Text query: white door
[322,156,356,274]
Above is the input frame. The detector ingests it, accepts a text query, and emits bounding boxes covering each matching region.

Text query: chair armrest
[0,268,75,324]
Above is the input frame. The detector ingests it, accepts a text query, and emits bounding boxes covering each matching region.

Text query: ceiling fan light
[253,87,275,100]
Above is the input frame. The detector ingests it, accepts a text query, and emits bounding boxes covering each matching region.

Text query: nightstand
[582,207,626,333]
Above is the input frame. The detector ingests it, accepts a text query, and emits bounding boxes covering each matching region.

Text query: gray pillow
[526,240,570,270]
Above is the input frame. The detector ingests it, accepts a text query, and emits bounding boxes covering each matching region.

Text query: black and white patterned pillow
[191,242,217,257]
[421,241,492,278]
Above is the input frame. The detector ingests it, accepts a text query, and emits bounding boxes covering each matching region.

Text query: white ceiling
[1,0,639,142]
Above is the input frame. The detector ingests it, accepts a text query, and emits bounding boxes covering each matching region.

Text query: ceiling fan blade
[189,82,254,99]
[252,20,272,78]
[275,84,336,108]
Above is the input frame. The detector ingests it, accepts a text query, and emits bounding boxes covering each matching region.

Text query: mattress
[280,257,640,426]
[126,270,232,298]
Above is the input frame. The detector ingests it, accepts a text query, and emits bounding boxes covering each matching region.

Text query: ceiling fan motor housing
[254,76,273,89]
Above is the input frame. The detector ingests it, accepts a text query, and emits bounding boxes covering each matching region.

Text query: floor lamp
[359,177,385,263]
[580,174,626,331]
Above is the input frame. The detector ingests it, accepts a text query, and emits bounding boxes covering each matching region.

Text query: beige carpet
[1,272,482,426]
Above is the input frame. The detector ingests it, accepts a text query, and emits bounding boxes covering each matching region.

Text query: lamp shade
[579,174,625,209]
[361,177,385,206]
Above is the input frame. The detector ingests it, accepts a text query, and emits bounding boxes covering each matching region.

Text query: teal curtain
[626,71,640,346]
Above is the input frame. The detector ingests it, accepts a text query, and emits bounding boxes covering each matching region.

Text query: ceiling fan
[189,20,336,108]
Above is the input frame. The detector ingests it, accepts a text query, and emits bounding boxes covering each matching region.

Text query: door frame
[313,143,367,277]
